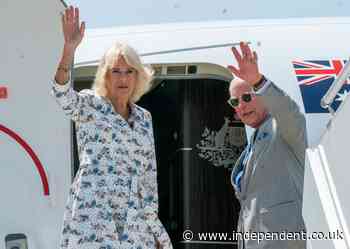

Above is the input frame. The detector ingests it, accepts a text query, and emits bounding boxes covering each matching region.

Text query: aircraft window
[5,234,28,249]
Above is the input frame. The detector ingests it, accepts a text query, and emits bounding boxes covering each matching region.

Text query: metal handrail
[321,58,350,114]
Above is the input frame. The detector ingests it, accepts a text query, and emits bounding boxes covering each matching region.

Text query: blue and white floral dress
[52,81,173,249]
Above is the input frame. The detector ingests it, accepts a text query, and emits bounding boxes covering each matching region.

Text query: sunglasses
[227,92,255,108]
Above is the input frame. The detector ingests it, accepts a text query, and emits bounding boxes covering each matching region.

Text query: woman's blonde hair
[92,42,154,103]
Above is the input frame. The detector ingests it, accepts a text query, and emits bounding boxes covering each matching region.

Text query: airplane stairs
[303,71,350,249]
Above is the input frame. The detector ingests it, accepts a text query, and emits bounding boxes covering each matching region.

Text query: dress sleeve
[141,112,173,249]
[51,80,95,122]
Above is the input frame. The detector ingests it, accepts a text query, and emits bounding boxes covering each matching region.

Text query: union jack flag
[292,60,350,113]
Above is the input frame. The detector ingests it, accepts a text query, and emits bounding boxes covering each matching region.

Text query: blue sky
[67,0,349,29]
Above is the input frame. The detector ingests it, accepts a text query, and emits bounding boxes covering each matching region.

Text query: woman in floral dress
[52,6,172,249]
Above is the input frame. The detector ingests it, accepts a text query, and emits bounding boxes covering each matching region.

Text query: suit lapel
[241,117,272,195]
[240,130,257,195]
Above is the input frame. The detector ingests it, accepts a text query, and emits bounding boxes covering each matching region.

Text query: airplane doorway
[72,76,246,249]
[138,78,245,248]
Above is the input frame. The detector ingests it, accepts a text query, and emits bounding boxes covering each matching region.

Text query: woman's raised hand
[61,6,85,53]
[55,6,85,84]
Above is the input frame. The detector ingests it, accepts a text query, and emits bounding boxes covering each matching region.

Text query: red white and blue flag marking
[292,60,350,113]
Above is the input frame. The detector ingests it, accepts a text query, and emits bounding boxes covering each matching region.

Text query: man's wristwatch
[253,75,267,91]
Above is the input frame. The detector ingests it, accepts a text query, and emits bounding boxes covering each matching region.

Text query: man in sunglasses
[227,42,307,249]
